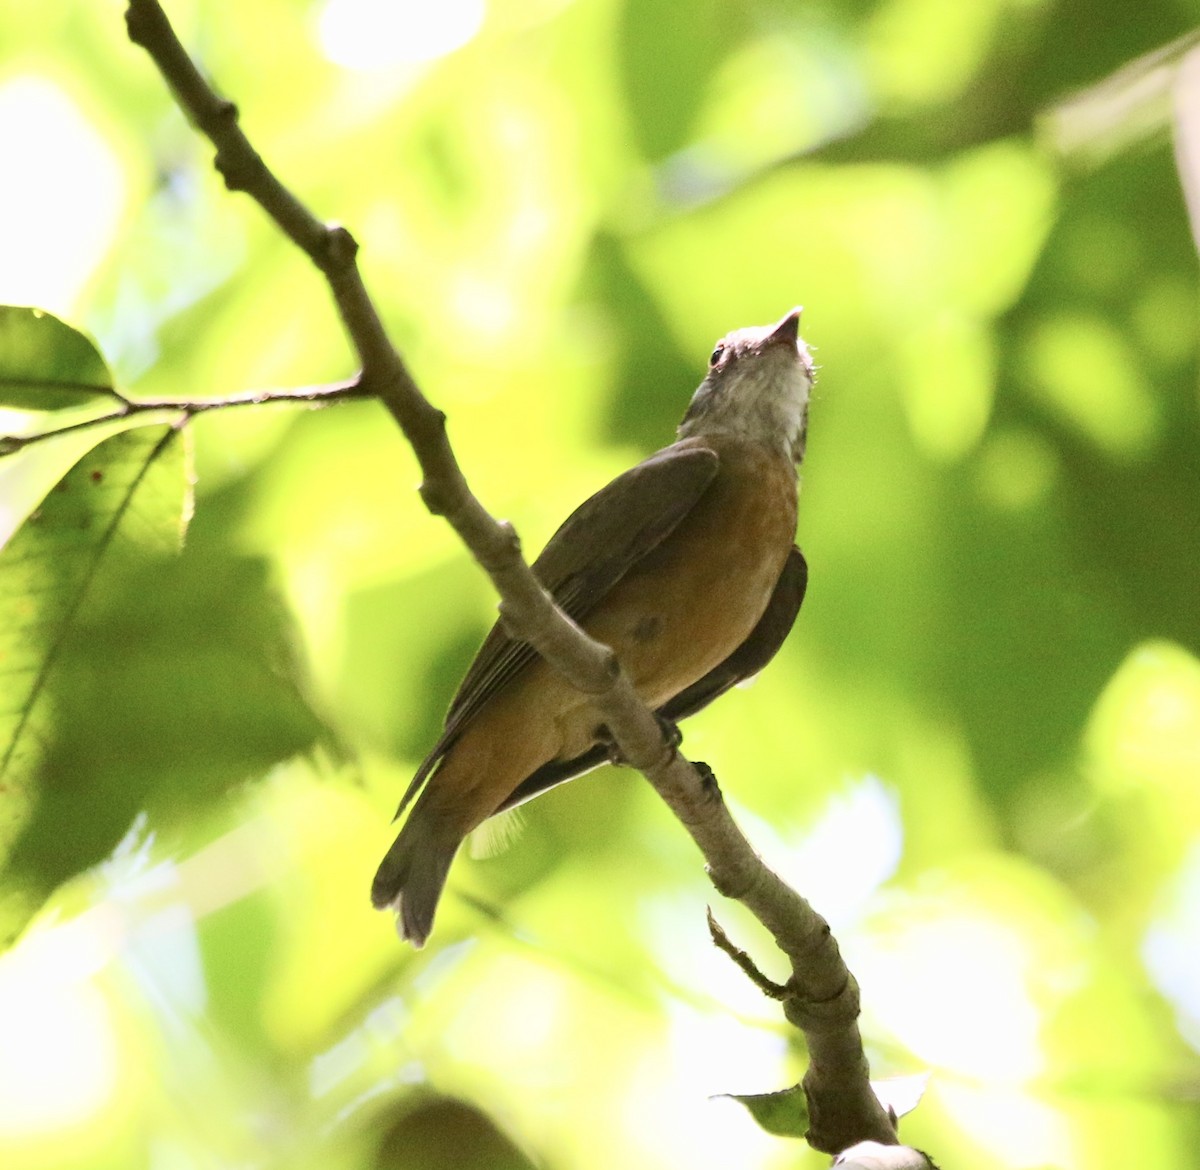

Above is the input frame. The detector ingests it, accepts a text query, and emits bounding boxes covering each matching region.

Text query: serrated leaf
[0,305,119,412]
[0,425,189,919]
[723,1083,809,1138]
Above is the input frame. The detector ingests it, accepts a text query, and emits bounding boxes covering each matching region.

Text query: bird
[373,307,816,945]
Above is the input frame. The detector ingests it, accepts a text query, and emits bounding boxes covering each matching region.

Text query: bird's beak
[766,307,802,348]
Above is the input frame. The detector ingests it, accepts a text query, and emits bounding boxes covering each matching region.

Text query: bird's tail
[371,811,460,948]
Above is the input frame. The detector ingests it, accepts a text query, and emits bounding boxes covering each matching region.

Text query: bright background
[2,0,1200,1167]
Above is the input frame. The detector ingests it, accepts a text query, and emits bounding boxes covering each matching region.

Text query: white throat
[678,345,813,463]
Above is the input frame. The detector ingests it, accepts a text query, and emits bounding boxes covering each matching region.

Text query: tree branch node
[123,2,151,45]
[783,976,862,1032]
[709,862,762,901]
[324,224,359,268]
[214,148,247,192]
[418,480,450,517]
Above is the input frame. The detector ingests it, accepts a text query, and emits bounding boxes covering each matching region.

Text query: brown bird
[373,308,815,945]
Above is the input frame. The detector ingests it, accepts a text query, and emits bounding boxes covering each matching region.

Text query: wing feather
[392,443,721,817]
[493,545,808,813]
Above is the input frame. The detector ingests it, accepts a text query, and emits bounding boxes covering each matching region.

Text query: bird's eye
[709,343,725,367]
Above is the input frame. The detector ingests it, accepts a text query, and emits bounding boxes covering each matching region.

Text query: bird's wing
[392,442,721,818]
[493,545,808,813]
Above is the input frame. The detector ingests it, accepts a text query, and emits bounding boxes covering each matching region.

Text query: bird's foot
[692,760,721,796]
[656,713,683,752]
[594,724,618,766]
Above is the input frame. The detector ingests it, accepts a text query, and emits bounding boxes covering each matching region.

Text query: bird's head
[677,308,815,463]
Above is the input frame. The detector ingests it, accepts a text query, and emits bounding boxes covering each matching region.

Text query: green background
[1,0,1199,1167]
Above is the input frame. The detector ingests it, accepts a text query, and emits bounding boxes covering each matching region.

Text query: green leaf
[19,542,332,875]
[0,429,122,549]
[617,0,746,161]
[723,1083,809,1138]
[0,304,118,412]
[585,232,698,451]
[3,534,334,924]
[374,1096,539,1170]
[0,425,188,933]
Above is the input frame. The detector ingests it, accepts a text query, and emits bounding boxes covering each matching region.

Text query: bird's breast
[584,437,798,709]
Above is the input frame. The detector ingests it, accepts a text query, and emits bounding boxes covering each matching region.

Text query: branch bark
[123,0,908,1155]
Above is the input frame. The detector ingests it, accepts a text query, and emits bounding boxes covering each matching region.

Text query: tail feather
[371,814,460,948]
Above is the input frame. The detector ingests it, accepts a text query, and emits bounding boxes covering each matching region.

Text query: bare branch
[0,378,365,457]
[122,1,900,1155]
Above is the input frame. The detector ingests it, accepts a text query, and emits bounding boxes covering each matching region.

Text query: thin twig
[706,908,790,999]
[122,1,904,1156]
[0,378,365,457]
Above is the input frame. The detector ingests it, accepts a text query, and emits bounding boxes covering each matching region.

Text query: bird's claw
[656,713,683,752]
[594,724,622,767]
[692,760,721,795]
[597,714,683,767]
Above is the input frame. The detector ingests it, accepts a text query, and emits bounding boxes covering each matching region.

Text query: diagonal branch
[122,1,908,1156]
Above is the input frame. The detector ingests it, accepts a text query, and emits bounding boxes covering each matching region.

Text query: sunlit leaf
[0,427,133,550]
[6,540,333,904]
[872,1072,929,1120]
[0,424,186,855]
[0,305,118,412]
[721,1083,809,1138]
[0,424,190,946]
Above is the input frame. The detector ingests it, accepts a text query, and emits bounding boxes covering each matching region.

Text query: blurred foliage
[1,0,1200,1168]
